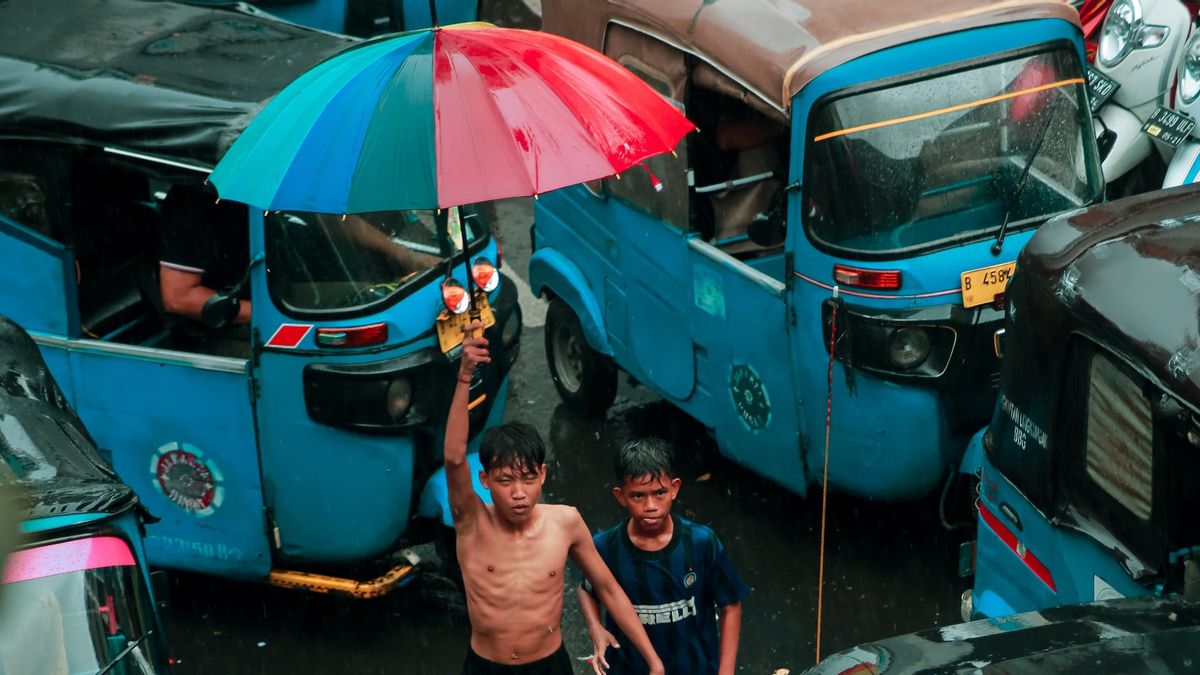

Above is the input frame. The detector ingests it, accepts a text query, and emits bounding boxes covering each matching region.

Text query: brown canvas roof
[543,0,1080,113]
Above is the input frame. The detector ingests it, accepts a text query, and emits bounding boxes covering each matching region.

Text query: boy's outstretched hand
[459,321,490,380]
[586,627,620,675]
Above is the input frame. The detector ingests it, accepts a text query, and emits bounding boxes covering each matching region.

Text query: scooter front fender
[1099,103,1154,184]
[1163,139,1200,187]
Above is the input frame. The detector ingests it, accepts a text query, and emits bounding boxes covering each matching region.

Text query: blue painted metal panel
[400,0,477,28]
[0,216,78,336]
[258,0,347,33]
[249,209,506,562]
[529,248,613,355]
[39,342,272,580]
[19,512,107,534]
[972,456,1147,618]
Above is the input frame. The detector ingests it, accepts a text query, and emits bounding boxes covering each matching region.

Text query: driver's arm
[342,215,440,273]
[159,264,251,324]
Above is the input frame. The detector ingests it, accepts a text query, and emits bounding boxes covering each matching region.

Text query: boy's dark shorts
[461,644,572,675]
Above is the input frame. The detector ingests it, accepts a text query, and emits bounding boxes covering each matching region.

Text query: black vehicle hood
[807,597,1200,674]
[0,316,136,521]
[0,0,354,168]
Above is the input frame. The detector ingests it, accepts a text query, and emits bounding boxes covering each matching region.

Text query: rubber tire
[544,298,618,417]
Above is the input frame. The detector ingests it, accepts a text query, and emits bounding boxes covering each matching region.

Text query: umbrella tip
[341,214,347,221]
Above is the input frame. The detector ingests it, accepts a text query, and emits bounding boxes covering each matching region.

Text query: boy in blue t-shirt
[577,438,748,675]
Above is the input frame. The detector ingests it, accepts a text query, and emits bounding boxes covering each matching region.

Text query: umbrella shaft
[427,0,438,26]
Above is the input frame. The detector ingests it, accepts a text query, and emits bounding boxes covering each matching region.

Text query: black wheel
[544,298,617,417]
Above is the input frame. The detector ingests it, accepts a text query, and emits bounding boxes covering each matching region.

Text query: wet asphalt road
[161,198,966,674]
[160,3,965,672]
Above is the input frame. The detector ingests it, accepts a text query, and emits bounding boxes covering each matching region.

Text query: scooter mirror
[201,292,240,329]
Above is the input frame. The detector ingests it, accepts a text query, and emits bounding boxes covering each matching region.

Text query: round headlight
[887,327,932,370]
[386,377,412,421]
[1180,34,1200,104]
[1098,0,1140,67]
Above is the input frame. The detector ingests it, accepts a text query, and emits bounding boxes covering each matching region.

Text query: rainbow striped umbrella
[209,23,694,213]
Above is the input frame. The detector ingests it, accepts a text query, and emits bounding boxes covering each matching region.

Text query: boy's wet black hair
[480,422,545,474]
[614,437,674,484]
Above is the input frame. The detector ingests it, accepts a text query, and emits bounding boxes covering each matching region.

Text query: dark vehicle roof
[0,316,136,524]
[542,0,1079,112]
[1016,182,1200,410]
[808,597,1200,674]
[0,0,354,169]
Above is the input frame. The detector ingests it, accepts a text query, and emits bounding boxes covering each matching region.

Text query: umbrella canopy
[209,23,695,212]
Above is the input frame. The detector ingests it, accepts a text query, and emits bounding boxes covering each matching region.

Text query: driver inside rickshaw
[159,184,442,356]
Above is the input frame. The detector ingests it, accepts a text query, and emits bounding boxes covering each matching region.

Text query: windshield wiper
[991,96,1063,256]
[96,630,154,675]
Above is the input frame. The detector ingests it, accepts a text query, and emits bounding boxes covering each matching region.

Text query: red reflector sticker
[979,501,1056,592]
[266,324,312,349]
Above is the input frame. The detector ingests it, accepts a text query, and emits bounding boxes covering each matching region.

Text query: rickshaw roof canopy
[0,316,137,525]
[1018,183,1200,409]
[0,0,355,169]
[543,0,1080,113]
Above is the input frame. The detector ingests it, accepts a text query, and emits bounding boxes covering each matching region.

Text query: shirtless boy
[446,323,665,675]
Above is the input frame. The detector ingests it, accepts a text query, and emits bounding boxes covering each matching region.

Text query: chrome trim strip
[31,333,247,374]
[687,239,786,297]
[102,147,212,174]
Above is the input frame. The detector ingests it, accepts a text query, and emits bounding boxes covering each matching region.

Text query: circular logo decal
[730,364,771,431]
[684,571,697,588]
[150,442,224,518]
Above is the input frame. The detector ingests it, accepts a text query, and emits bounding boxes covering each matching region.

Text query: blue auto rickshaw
[535,0,1103,501]
[963,183,1200,620]
[175,0,479,36]
[0,315,170,674]
[0,0,520,594]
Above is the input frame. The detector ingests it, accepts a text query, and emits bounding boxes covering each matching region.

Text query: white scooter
[1090,0,1193,195]
[1161,29,1200,185]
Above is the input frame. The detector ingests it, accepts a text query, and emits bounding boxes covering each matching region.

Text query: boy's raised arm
[445,323,489,528]
[567,510,664,675]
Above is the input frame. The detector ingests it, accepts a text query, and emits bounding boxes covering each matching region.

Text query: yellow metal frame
[266,556,418,599]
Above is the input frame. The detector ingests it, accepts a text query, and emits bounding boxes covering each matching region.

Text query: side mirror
[201,292,240,329]
[747,211,786,248]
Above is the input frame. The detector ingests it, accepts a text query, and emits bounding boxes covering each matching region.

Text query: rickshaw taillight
[316,323,388,348]
[833,264,902,290]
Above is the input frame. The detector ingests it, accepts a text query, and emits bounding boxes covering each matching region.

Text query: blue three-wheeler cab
[535,0,1103,501]
[0,0,520,594]
[171,0,480,37]
[965,183,1200,620]
[0,315,170,674]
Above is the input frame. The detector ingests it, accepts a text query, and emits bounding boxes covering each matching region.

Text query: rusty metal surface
[543,0,1079,111]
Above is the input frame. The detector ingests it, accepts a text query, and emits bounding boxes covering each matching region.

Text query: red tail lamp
[833,264,902,290]
[316,323,388,348]
[441,278,470,314]
[472,257,500,292]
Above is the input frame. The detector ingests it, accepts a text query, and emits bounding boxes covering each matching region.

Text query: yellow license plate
[436,295,497,353]
[960,262,1015,308]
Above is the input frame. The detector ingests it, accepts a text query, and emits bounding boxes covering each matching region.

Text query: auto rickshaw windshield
[0,547,158,674]
[805,46,1100,257]
[265,206,487,314]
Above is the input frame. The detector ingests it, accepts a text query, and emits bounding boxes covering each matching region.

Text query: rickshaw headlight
[441,278,470,314]
[887,328,931,369]
[472,257,500,293]
[386,377,413,420]
[1098,0,1139,67]
[1180,33,1200,104]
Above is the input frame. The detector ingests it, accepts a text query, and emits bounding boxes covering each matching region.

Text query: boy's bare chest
[459,518,570,591]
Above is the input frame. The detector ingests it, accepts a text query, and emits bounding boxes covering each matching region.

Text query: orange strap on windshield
[812,77,1084,142]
